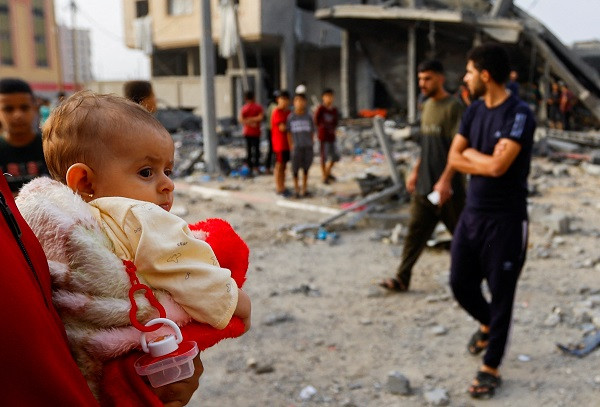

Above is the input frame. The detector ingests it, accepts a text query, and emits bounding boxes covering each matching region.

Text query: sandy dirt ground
[175,149,600,407]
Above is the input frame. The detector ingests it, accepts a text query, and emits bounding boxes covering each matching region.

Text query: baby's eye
[164,169,172,177]
[139,168,153,177]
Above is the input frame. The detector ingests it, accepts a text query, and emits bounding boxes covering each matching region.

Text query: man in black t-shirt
[447,44,536,399]
[0,78,49,194]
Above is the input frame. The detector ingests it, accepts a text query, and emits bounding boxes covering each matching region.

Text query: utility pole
[200,0,218,173]
[70,0,79,91]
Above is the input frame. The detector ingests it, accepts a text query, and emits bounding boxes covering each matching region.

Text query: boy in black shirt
[445,43,536,399]
[0,78,49,194]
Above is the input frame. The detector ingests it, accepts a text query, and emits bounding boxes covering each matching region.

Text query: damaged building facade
[91,0,600,127]
[97,0,379,119]
[317,0,600,126]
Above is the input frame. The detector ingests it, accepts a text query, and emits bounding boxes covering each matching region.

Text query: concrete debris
[390,223,405,245]
[430,325,449,336]
[254,363,275,374]
[544,313,561,327]
[263,312,295,326]
[424,388,450,406]
[299,385,318,401]
[386,371,411,395]
[289,284,322,297]
[518,354,532,362]
[425,294,451,303]
[542,213,572,235]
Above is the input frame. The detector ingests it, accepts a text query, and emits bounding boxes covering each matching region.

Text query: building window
[32,0,48,67]
[136,0,149,18]
[167,0,193,16]
[0,0,13,65]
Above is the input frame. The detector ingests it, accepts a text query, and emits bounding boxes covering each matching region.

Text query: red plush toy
[100,219,249,406]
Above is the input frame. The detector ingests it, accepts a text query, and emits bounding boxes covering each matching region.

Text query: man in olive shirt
[0,78,49,194]
[381,60,465,292]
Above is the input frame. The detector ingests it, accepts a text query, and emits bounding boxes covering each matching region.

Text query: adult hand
[150,355,203,407]
[493,139,509,157]
[406,170,418,194]
[433,178,453,207]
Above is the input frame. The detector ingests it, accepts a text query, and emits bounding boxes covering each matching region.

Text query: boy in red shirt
[239,90,264,176]
[270,90,291,196]
[314,88,339,184]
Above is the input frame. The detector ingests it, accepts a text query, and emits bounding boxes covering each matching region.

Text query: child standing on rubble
[16,91,251,400]
[287,92,316,198]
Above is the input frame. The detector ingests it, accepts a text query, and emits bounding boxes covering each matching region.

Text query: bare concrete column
[200,0,217,173]
[341,30,357,118]
[280,30,295,91]
[539,60,550,123]
[407,24,417,124]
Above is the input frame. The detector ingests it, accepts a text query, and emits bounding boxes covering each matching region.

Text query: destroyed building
[316,0,600,127]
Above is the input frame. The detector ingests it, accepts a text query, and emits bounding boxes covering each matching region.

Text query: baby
[16,92,250,399]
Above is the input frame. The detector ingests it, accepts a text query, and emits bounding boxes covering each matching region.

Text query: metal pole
[200,0,218,173]
[70,0,78,91]
[407,24,417,124]
[373,116,402,187]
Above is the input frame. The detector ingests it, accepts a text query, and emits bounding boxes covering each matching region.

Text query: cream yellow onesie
[88,197,238,330]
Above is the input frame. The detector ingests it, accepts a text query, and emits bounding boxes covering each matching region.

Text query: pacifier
[134,318,199,388]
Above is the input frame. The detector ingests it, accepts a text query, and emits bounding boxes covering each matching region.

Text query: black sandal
[467,329,489,355]
[379,278,408,292]
[469,371,501,399]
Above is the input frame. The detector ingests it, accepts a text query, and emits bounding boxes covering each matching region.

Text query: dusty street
[178,151,600,407]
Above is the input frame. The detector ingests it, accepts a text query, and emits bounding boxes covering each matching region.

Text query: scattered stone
[430,325,448,336]
[543,213,571,235]
[589,295,600,307]
[254,363,275,374]
[348,382,363,390]
[263,312,295,326]
[552,164,570,177]
[582,162,600,176]
[425,294,451,303]
[518,354,531,362]
[370,229,391,241]
[387,371,411,395]
[390,223,405,245]
[289,284,321,297]
[299,385,317,401]
[220,184,241,191]
[246,357,257,369]
[359,318,373,325]
[424,388,449,406]
[544,313,561,327]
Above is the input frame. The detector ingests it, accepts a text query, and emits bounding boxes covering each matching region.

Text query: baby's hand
[234,288,251,333]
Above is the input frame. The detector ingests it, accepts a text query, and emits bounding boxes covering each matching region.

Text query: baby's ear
[66,163,95,201]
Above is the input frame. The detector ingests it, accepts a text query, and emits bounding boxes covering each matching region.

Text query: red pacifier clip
[123,260,199,387]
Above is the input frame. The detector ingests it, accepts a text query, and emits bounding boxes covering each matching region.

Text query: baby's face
[93,126,175,211]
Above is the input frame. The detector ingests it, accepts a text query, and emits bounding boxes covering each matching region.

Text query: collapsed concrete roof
[316,0,600,122]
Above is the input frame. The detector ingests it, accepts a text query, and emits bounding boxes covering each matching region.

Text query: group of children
[242,88,340,199]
